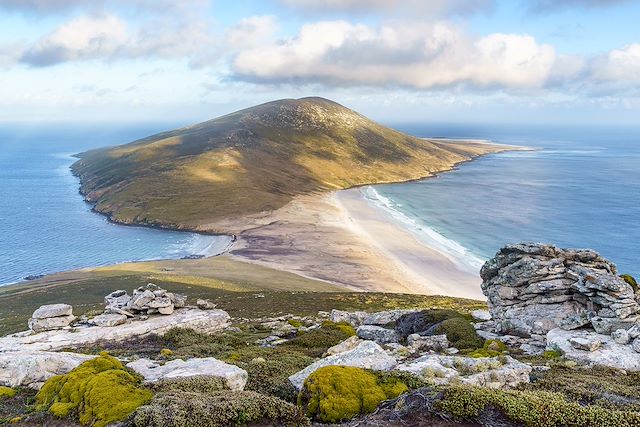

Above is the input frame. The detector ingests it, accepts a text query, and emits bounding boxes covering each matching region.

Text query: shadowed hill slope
[72,97,506,232]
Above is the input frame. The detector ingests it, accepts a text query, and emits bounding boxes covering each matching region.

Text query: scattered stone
[31,304,73,319]
[324,336,362,356]
[0,351,95,389]
[471,310,492,321]
[105,290,131,311]
[363,310,414,326]
[612,329,630,345]
[288,341,397,390]
[197,299,217,310]
[407,334,449,352]
[356,325,399,344]
[127,357,248,391]
[569,336,602,352]
[89,313,128,328]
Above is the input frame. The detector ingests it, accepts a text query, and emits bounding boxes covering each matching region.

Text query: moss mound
[241,353,313,403]
[437,385,640,427]
[622,274,638,293]
[36,353,152,427]
[133,390,309,427]
[0,387,16,400]
[151,376,228,394]
[468,339,508,358]
[283,322,353,357]
[433,317,484,350]
[299,366,411,423]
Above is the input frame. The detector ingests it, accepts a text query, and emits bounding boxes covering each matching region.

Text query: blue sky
[0,0,639,125]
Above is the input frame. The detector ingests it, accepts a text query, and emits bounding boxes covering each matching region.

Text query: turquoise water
[0,125,232,286]
[372,124,640,278]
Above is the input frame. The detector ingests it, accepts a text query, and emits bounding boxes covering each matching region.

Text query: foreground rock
[547,328,640,371]
[397,354,531,389]
[481,243,639,338]
[289,340,397,389]
[0,351,95,389]
[127,357,248,391]
[28,303,75,332]
[0,308,230,353]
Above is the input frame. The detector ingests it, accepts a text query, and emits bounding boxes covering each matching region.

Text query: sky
[0,0,639,125]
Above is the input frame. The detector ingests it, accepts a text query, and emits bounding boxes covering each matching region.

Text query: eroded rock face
[127,357,248,391]
[481,243,639,338]
[288,340,397,390]
[0,351,95,389]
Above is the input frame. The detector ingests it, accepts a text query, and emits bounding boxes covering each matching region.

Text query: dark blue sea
[0,124,232,286]
[370,123,640,279]
[0,123,638,286]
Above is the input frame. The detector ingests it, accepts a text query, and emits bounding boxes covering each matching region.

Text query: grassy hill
[72,97,506,232]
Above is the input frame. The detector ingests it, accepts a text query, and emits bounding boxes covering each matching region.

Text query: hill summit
[72,97,504,232]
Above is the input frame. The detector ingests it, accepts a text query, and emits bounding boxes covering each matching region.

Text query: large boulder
[0,308,230,353]
[28,303,76,332]
[288,340,397,390]
[480,243,639,337]
[547,328,640,371]
[330,309,368,327]
[31,303,73,319]
[0,351,95,389]
[127,358,248,391]
[356,325,399,344]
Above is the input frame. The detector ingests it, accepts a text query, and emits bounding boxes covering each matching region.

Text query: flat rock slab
[0,351,95,389]
[547,328,640,371]
[0,308,230,353]
[127,357,248,391]
[31,303,73,319]
[289,340,397,390]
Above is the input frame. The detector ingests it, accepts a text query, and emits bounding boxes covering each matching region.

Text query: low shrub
[162,328,248,358]
[395,309,465,338]
[437,384,640,427]
[622,274,638,293]
[150,376,228,394]
[35,353,152,427]
[468,339,508,358]
[0,387,16,399]
[432,318,484,350]
[287,319,303,328]
[284,323,353,357]
[543,349,563,359]
[321,320,356,337]
[133,390,309,427]
[299,366,411,423]
[241,353,313,402]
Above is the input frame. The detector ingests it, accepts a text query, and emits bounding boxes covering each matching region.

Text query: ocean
[0,123,638,286]
[370,123,640,279]
[0,124,232,286]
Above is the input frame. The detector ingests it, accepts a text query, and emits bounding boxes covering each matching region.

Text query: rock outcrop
[481,243,638,338]
[28,303,75,332]
[0,308,230,353]
[127,358,248,391]
[105,283,187,316]
[0,351,95,389]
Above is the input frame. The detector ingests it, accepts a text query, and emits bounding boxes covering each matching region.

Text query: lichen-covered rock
[569,336,602,352]
[481,243,639,338]
[0,351,95,389]
[127,357,248,391]
[547,328,640,370]
[324,336,362,356]
[612,328,631,344]
[407,334,449,352]
[362,310,415,326]
[289,341,397,390]
[89,313,128,327]
[471,310,492,321]
[330,309,368,327]
[105,290,131,311]
[356,325,399,344]
[396,355,531,389]
[28,315,75,332]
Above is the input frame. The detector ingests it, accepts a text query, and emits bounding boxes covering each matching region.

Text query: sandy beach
[229,187,485,299]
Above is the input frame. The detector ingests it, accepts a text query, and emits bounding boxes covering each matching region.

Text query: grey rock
[569,336,602,352]
[288,341,397,389]
[407,334,449,352]
[169,293,187,308]
[31,304,73,319]
[127,357,248,391]
[363,310,415,326]
[89,313,128,327]
[158,305,174,315]
[324,336,362,356]
[197,299,217,310]
[330,309,368,327]
[471,310,491,321]
[105,290,131,310]
[0,351,95,389]
[633,338,640,353]
[356,325,399,344]
[612,329,630,345]
[28,315,75,332]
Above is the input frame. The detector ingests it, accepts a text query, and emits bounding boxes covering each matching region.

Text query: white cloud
[232,21,556,90]
[225,15,278,50]
[279,0,494,17]
[590,43,640,82]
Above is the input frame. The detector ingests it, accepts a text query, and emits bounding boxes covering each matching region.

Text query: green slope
[72,97,505,232]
